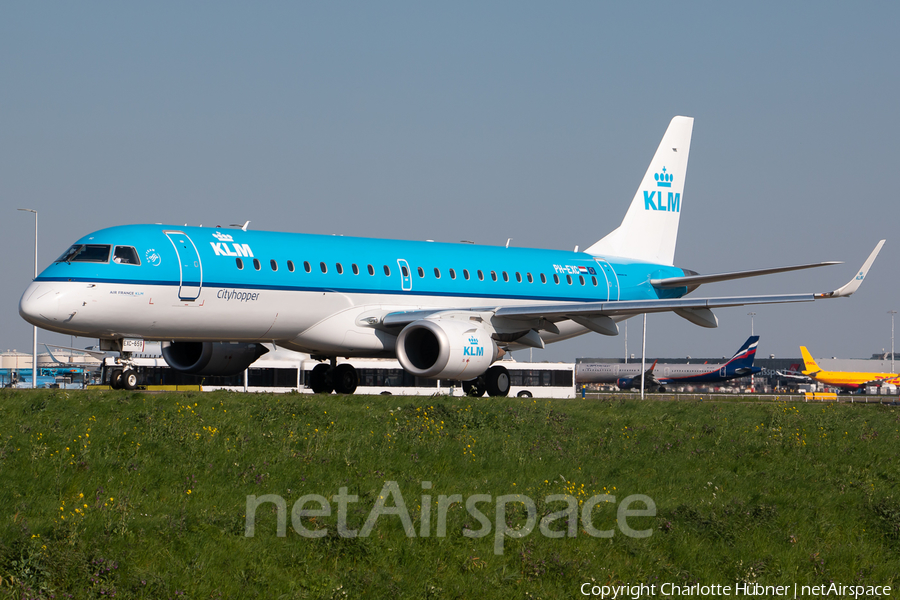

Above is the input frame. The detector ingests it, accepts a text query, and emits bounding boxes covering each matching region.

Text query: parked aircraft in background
[576,336,761,391]
[799,346,899,392]
[19,117,884,395]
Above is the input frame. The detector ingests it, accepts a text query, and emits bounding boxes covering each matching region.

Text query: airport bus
[297,358,576,398]
[104,353,575,397]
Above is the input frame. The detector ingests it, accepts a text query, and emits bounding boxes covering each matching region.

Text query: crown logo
[468,336,479,345]
[655,167,673,188]
[213,231,234,242]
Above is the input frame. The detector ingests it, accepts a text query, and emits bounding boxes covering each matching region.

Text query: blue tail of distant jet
[724,336,760,376]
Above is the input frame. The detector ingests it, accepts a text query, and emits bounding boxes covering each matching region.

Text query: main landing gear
[463,365,510,397]
[309,362,359,394]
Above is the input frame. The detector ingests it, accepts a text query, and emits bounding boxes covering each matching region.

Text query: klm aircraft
[18,117,885,395]
[575,336,762,391]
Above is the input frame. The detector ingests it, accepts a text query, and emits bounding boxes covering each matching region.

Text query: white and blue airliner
[575,335,762,391]
[18,117,884,395]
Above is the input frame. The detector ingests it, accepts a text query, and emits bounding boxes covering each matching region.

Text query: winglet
[817,240,885,298]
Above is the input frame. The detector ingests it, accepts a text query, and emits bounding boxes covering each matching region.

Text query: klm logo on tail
[644,167,680,213]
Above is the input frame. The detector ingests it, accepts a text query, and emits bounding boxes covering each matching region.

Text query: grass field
[1,389,899,599]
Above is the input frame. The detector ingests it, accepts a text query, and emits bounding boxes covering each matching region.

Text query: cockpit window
[55,244,111,263]
[113,246,141,265]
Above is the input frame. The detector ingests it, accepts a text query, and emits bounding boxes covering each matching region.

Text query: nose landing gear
[108,367,138,390]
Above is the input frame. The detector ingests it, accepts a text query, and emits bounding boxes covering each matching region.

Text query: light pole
[890,310,897,373]
[18,208,38,389]
[748,312,756,336]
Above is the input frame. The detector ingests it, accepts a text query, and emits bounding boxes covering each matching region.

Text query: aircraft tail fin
[799,346,821,375]
[585,116,694,265]
[725,336,760,370]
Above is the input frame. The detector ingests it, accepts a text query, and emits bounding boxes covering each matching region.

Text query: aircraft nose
[19,282,61,328]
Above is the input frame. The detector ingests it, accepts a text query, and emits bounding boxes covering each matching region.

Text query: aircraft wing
[382,241,884,332]
[43,344,110,362]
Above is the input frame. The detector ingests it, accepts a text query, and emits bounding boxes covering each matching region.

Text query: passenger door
[165,231,203,300]
[594,259,620,301]
[397,259,412,291]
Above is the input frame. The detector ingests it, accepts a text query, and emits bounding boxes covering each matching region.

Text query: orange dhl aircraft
[799,346,900,391]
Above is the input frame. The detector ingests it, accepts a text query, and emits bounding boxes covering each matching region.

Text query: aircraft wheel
[517,390,533,398]
[333,364,358,394]
[109,369,123,390]
[463,377,486,397]
[485,366,510,397]
[122,369,138,390]
[309,363,334,394]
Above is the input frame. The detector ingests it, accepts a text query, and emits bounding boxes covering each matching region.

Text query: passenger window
[336,263,343,275]
[287,260,295,272]
[540,274,547,284]
[477,270,484,281]
[434,268,441,279]
[113,246,140,265]
[566,275,573,285]
[527,273,533,283]
[368,264,375,275]
[253,259,261,271]
[553,274,559,284]
[579,275,585,285]
[236,258,244,270]
[352,263,359,275]
[320,262,327,274]
[270,260,278,271]
[463,269,470,280]
[515,272,521,283]
[304,261,311,273]
[502,271,509,282]
[417,266,424,278]
[490,271,497,281]
[449,268,456,279]
[383,265,391,276]
[591,276,597,286]
[401,265,409,277]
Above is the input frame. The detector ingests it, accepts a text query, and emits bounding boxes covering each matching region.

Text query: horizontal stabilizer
[651,261,841,289]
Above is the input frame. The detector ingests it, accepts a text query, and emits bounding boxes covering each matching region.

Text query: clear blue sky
[2,2,897,361]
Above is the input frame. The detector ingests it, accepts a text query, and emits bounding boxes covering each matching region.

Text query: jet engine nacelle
[161,341,269,376]
[396,319,500,380]
[616,377,636,390]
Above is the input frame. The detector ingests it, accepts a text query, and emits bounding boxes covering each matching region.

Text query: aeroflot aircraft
[575,336,761,391]
[19,117,885,395]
